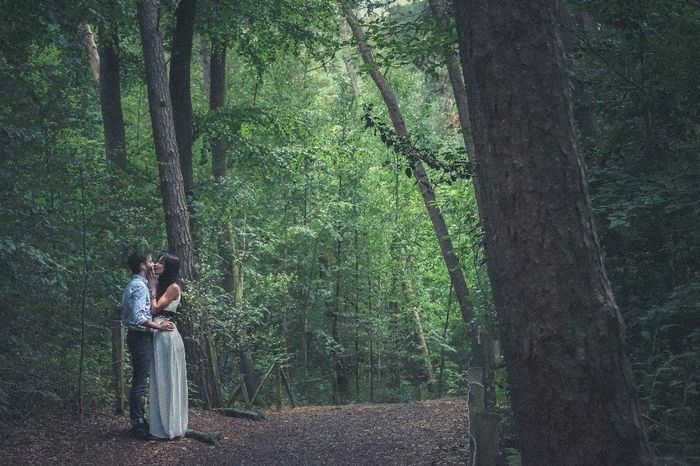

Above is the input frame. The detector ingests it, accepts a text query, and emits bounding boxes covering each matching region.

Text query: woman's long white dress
[149,295,188,439]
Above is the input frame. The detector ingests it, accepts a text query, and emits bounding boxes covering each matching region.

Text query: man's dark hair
[126,251,150,274]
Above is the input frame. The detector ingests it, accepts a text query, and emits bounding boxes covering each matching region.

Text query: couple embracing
[121,251,188,440]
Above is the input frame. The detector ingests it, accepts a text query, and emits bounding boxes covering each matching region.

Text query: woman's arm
[149,283,181,314]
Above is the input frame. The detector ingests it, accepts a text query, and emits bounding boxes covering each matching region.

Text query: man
[121,251,174,439]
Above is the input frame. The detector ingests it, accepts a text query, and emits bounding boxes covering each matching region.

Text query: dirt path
[2,398,469,465]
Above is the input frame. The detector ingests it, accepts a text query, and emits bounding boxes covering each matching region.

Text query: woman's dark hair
[156,253,181,298]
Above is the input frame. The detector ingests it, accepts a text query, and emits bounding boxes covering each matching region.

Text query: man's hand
[156,321,175,331]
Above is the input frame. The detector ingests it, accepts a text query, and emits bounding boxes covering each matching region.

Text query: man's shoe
[130,422,155,440]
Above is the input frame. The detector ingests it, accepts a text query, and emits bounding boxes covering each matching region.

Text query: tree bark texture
[453,1,655,464]
[137,0,221,408]
[169,0,196,197]
[210,41,227,179]
[137,0,194,277]
[341,1,475,325]
[97,28,127,168]
[80,22,100,82]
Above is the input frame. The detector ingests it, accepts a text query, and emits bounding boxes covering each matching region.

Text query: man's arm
[125,283,173,331]
[123,284,148,328]
[140,318,174,331]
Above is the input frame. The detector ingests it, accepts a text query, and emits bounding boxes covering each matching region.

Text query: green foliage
[362,103,473,181]
[568,0,700,462]
[2,1,696,463]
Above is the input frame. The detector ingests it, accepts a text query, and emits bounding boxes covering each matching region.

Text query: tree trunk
[330,224,345,403]
[199,36,211,99]
[437,284,452,398]
[80,22,100,83]
[209,41,256,398]
[169,0,196,198]
[367,275,374,402]
[557,3,602,146]
[341,1,474,325]
[210,41,227,179]
[339,19,361,97]
[452,1,655,464]
[427,0,475,159]
[137,0,221,408]
[220,220,256,397]
[97,27,127,168]
[411,307,434,383]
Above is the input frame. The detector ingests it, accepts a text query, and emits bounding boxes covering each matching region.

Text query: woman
[148,253,188,439]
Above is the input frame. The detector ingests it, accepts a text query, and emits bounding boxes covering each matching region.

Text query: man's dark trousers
[127,330,153,424]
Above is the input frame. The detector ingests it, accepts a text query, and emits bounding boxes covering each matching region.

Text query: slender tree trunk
[427,0,475,159]
[210,41,227,179]
[219,219,256,397]
[353,228,360,402]
[411,307,434,383]
[339,19,361,97]
[300,155,311,377]
[437,284,452,397]
[330,176,346,404]
[169,0,196,198]
[97,27,127,168]
[77,168,89,415]
[80,22,100,82]
[208,40,256,398]
[137,0,221,408]
[199,36,211,99]
[341,2,474,325]
[453,1,655,464]
[367,275,374,402]
[388,168,402,394]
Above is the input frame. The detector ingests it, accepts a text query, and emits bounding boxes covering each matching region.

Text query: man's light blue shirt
[121,274,152,331]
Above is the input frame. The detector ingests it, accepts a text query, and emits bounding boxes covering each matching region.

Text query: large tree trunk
[453,1,655,464]
[340,1,474,325]
[169,0,196,198]
[137,0,221,409]
[96,27,127,168]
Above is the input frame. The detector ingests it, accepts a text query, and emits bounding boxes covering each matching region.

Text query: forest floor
[1,397,470,465]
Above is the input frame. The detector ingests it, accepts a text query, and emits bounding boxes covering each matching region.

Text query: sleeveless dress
[149,295,188,439]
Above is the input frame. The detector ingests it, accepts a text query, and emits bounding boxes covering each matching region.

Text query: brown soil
[1,398,469,465]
